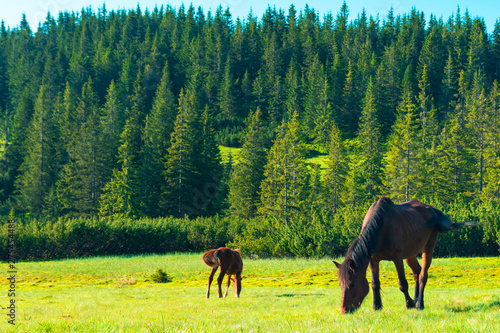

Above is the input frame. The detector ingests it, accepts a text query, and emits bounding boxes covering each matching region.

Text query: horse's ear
[348,259,357,272]
[333,261,342,269]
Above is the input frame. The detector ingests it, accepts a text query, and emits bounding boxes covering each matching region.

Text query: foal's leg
[206,267,217,298]
[370,259,382,310]
[224,274,232,297]
[393,257,415,309]
[234,272,242,297]
[217,266,228,298]
[405,257,422,304]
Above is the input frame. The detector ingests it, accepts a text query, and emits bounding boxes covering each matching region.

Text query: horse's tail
[447,221,478,230]
[430,208,478,232]
[202,249,219,268]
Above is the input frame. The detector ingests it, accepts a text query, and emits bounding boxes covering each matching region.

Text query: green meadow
[1,254,499,332]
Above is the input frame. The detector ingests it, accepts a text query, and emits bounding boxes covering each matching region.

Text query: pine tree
[15,85,58,214]
[139,62,177,216]
[466,71,487,202]
[259,111,308,224]
[0,88,34,202]
[99,72,146,217]
[57,78,104,215]
[357,77,382,200]
[197,106,223,216]
[416,65,439,199]
[161,88,201,217]
[383,88,419,202]
[340,60,359,137]
[228,108,267,219]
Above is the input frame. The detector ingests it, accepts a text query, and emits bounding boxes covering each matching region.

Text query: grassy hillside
[1,254,498,332]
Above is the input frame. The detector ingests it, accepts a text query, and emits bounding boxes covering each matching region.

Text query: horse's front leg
[217,267,228,298]
[224,274,232,297]
[370,259,382,310]
[393,257,415,309]
[206,267,217,298]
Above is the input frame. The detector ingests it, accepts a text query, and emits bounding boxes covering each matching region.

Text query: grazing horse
[203,247,243,298]
[333,197,476,314]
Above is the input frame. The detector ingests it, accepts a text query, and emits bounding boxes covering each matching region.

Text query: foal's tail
[202,249,219,268]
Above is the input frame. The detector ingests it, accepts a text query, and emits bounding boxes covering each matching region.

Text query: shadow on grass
[446,300,500,313]
[277,293,325,298]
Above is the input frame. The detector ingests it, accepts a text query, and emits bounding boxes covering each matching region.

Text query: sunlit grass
[1,254,499,332]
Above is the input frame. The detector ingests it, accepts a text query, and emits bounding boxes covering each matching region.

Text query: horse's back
[393,200,442,257]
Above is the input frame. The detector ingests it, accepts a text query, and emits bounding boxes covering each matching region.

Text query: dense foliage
[1,198,498,260]
[0,3,499,257]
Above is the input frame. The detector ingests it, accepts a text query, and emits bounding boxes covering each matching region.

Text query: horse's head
[333,259,369,314]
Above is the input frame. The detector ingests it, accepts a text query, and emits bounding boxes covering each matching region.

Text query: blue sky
[1,0,498,33]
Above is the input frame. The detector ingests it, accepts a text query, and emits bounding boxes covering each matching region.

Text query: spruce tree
[138,62,176,217]
[357,77,382,200]
[57,78,103,215]
[99,72,146,217]
[259,111,308,224]
[15,85,58,214]
[383,88,419,202]
[228,108,267,219]
[161,88,201,217]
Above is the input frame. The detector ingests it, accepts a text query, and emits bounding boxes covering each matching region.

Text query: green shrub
[150,268,172,283]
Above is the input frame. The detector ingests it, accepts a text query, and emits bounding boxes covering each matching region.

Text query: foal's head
[333,259,369,314]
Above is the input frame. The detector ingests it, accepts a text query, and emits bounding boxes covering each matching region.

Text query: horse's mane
[340,197,394,280]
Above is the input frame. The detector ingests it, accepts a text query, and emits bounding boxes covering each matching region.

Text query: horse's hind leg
[370,259,382,310]
[234,272,242,297]
[224,274,232,297]
[217,266,228,298]
[393,257,415,309]
[206,267,217,298]
[406,257,422,304]
[417,252,434,310]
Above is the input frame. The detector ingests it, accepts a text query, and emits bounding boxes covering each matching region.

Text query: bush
[150,268,172,283]
[1,199,498,261]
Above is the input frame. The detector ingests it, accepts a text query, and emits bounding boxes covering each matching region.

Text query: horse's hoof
[373,304,382,310]
[406,300,416,309]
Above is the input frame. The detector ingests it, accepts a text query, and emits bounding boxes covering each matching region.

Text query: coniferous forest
[1,3,500,259]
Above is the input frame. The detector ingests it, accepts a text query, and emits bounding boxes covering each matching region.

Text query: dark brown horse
[203,247,243,298]
[333,197,476,314]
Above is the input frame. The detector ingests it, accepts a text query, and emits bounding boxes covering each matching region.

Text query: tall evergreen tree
[259,111,308,224]
[15,85,58,214]
[99,72,146,217]
[138,62,176,217]
[228,108,267,219]
[383,88,419,201]
[57,78,103,215]
[161,88,201,217]
[357,77,382,200]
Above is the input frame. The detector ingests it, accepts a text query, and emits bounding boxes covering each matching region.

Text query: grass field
[1,254,499,332]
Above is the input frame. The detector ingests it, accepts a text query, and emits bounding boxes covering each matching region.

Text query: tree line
[0,2,499,252]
